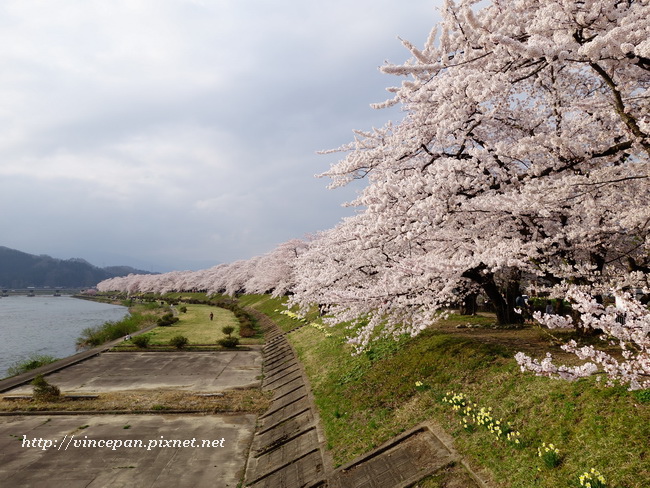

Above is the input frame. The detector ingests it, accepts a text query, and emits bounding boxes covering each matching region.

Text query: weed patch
[76,306,161,348]
[6,354,59,377]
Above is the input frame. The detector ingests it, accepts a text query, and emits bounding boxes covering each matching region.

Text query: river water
[0,295,128,378]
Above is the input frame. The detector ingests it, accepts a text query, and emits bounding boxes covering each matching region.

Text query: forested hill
[0,246,156,288]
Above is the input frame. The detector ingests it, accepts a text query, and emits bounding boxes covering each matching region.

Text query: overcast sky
[0,0,442,272]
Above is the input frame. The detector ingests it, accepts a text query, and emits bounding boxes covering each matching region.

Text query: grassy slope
[243,294,649,488]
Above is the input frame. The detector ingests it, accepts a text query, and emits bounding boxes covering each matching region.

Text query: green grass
[76,303,164,348]
[244,294,649,488]
[134,304,239,345]
[237,294,318,332]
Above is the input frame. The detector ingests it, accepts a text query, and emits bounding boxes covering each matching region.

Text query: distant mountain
[0,246,156,288]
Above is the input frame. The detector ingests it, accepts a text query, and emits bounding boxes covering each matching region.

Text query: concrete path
[0,329,265,487]
[5,351,263,394]
[0,413,255,488]
[243,314,328,488]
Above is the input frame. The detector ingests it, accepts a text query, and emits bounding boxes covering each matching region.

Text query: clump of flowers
[474,406,514,439]
[506,430,521,446]
[279,310,308,323]
[415,380,430,392]
[442,391,468,412]
[579,468,607,488]
[309,321,333,337]
[277,309,333,337]
[442,392,518,442]
[538,442,561,468]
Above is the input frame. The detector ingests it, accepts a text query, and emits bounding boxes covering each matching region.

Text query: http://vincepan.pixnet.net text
[21,435,227,451]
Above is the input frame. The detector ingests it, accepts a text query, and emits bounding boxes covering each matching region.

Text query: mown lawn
[146,304,239,344]
[109,304,242,349]
[243,295,649,488]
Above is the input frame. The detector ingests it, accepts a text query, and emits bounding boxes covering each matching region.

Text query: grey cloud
[0,0,441,272]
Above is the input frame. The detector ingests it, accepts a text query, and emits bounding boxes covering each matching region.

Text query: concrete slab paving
[251,409,316,457]
[260,396,311,430]
[328,427,460,488]
[6,351,263,394]
[0,413,256,488]
[248,451,326,488]
[244,324,329,488]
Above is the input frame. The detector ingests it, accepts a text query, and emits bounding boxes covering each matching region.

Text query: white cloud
[0,0,441,271]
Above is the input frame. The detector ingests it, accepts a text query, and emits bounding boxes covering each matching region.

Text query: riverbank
[0,344,266,487]
[0,323,158,394]
[0,296,130,378]
[0,302,269,486]
[240,293,650,488]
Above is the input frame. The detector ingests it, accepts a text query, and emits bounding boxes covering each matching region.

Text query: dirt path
[433,312,619,365]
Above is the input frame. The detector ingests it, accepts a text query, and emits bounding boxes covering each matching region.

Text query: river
[0,295,128,378]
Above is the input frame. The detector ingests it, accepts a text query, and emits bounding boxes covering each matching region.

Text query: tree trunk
[462,266,523,326]
[459,293,478,316]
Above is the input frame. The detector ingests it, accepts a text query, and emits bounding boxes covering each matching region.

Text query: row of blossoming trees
[99,0,649,390]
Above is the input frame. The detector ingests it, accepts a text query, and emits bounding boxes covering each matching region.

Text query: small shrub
[219,336,240,348]
[179,306,187,313]
[222,326,235,336]
[76,312,153,348]
[169,335,189,350]
[239,325,256,338]
[132,335,151,348]
[157,313,179,327]
[634,389,650,403]
[31,374,60,401]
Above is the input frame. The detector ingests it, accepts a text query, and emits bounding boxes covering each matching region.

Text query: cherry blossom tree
[98,0,650,387]
[289,0,649,349]
[96,238,310,298]
[243,238,309,296]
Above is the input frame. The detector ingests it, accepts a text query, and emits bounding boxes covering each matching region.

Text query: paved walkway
[0,414,255,488]
[243,310,328,487]
[1,307,489,488]
[5,351,262,394]
[0,328,263,487]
